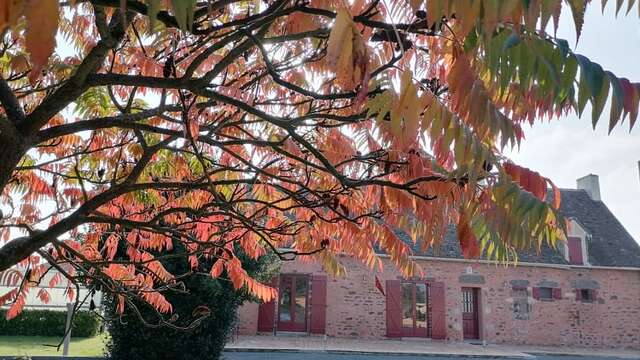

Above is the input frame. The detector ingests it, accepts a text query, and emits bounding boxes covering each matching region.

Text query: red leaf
[503,162,548,202]
[37,288,50,303]
[457,211,480,259]
[6,290,26,320]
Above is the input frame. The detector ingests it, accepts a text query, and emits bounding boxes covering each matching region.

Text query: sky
[506,5,640,244]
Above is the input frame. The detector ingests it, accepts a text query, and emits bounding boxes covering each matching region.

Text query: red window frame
[277,274,309,332]
[400,281,430,338]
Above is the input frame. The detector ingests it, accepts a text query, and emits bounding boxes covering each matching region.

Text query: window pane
[539,287,553,299]
[462,289,474,313]
[279,279,292,322]
[401,283,413,328]
[580,289,593,302]
[415,283,427,329]
[512,287,528,298]
[294,277,307,324]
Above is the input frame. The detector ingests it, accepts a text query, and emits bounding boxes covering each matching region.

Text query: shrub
[0,309,100,337]
[104,242,278,360]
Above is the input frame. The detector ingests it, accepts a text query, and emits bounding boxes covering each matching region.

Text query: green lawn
[0,334,107,357]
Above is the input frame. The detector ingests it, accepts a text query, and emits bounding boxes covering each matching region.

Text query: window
[511,287,530,320]
[576,288,597,303]
[533,287,561,300]
[511,287,528,298]
[538,287,553,299]
[400,282,429,337]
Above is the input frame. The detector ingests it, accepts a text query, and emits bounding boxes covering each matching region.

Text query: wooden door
[462,287,479,340]
[400,282,429,337]
[277,274,308,332]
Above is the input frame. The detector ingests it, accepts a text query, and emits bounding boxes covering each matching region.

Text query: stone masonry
[237,255,640,349]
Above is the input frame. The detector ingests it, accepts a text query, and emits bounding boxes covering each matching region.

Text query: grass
[0,334,107,357]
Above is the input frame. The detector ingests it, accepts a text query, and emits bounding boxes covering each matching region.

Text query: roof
[556,189,640,268]
[392,189,640,268]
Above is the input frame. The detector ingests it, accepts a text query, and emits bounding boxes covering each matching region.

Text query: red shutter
[575,289,582,301]
[591,289,598,301]
[431,281,446,340]
[385,280,402,338]
[310,275,327,334]
[257,277,278,332]
[568,237,584,265]
[532,287,540,299]
[552,288,562,300]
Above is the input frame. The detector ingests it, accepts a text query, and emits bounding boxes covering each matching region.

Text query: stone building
[237,175,640,348]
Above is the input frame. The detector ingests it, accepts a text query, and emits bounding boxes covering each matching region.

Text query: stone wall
[236,256,640,348]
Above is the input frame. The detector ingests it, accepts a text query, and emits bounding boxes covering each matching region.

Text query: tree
[0,0,638,323]
[105,239,278,359]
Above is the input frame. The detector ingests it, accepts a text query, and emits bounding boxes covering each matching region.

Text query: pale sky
[507,5,640,244]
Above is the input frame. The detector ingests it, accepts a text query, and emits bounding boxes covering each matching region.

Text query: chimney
[577,174,601,201]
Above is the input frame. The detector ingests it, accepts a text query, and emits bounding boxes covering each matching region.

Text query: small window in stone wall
[532,286,562,300]
[511,287,530,320]
[538,287,553,299]
[576,288,597,303]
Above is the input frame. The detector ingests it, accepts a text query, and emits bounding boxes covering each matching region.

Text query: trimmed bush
[0,309,100,337]
[104,242,278,360]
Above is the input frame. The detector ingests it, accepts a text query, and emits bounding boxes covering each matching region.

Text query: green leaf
[171,0,196,32]
[576,55,605,99]
[575,54,612,127]
[592,76,610,129]
[576,71,590,116]
[556,38,570,59]
[567,0,587,42]
[147,0,161,32]
[540,0,557,31]
[502,32,520,52]
[606,71,624,133]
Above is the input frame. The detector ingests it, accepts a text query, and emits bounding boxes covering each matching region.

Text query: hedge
[104,241,279,360]
[0,309,100,337]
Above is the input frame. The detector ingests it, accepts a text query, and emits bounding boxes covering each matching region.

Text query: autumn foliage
[0,0,638,324]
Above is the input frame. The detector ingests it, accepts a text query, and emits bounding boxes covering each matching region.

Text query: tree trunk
[0,117,29,196]
[0,116,35,271]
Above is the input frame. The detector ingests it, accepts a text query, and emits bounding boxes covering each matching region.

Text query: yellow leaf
[335,29,354,86]
[392,70,419,140]
[25,0,59,83]
[326,8,352,69]
[326,8,368,90]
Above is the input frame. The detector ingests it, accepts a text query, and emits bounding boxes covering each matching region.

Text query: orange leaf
[25,0,59,83]
[547,178,562,210]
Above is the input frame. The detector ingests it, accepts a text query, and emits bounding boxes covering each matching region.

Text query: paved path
[223,352,637,360]
[227,336,640,359]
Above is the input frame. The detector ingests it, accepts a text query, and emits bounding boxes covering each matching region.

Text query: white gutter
[374,253,640,272]
[278,248,640,272]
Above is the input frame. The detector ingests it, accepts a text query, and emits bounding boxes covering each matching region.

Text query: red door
[401,282,429,337]
[462,287,479,340]
[277,274,308,332]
